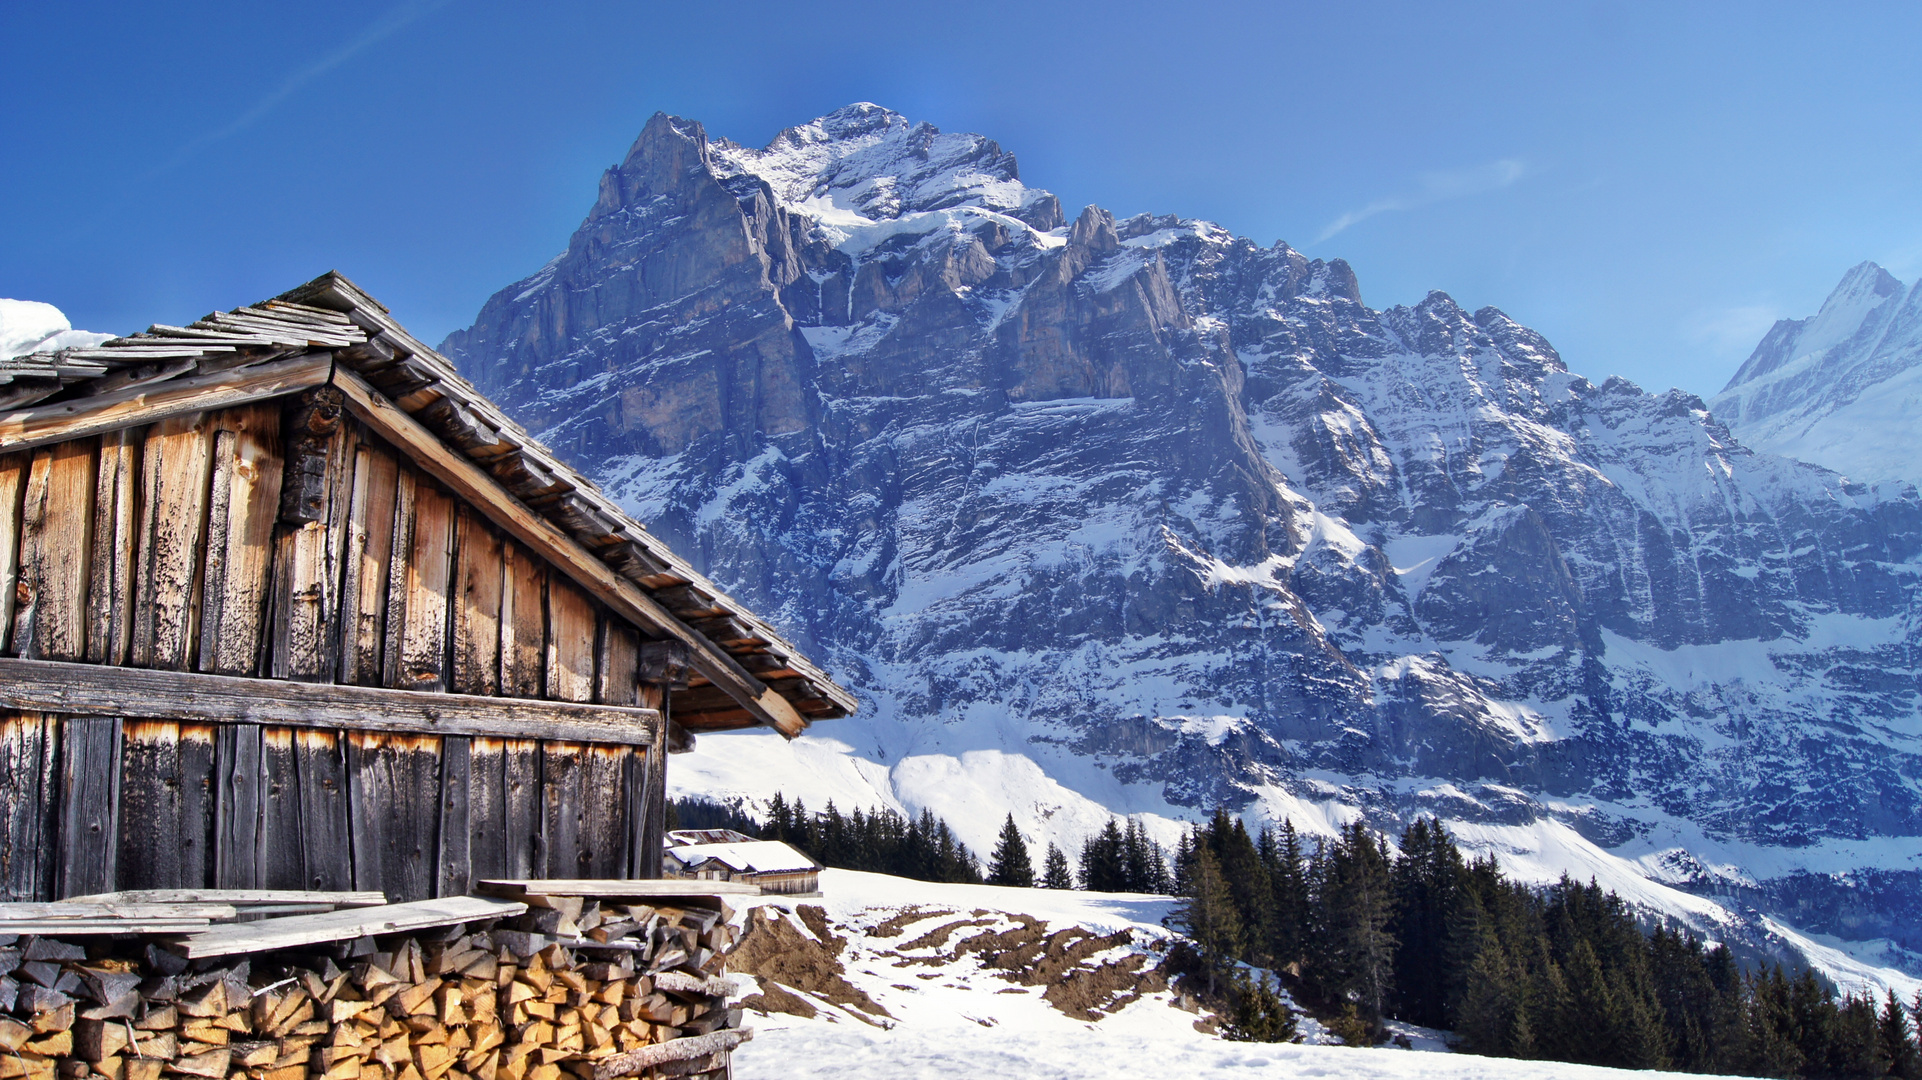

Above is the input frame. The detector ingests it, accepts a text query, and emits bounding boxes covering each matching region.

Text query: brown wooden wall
[0,398,672,902]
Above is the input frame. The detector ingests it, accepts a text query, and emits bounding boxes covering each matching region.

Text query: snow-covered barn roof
[665,839,822,876]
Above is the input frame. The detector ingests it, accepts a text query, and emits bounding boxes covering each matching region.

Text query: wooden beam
[331,369,809,738]
[0,658,661,746]
[0,353,332,454]
[171,895,527,958]
[474,879,760,899]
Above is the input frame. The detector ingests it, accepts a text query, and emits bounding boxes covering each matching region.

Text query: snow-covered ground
[725,869,1746,1080]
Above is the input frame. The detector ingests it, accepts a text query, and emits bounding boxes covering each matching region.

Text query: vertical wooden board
[0,454,28,654]
[579,745,629,879]
[540,742,585,879]
[499,544,545,698]
[545,579,597,703]
[291,729,351,892]
[338,444,400,686]
[0,713,56,900]
[18,441,97,662]
[133,414,213,671]
[214,725,264,889]
[450,505,504,696]
[117,721,186,890]
[637,686,668,879]
[85,431,137,666]
[198,406,285,676]
[436,735,471,898]
[176,724,216,888]
[598,624,640,706]
[345,731,442,903]
[56,716,122,899]
[380,469,418,686]
[501,738,540,879]
[396,479,455,692]
[466,737,508,883]
[268,410,351,683]
[258,727,305,890]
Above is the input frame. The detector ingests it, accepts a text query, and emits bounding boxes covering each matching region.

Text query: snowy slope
[1710,262,1922,484]
[443,103,1922,992]
[725,869,1746,1080]
[0,298,110,360]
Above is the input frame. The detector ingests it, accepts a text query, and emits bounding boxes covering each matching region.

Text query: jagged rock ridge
[442,104,1922,979]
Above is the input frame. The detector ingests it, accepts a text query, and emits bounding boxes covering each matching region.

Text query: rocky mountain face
[1711,261,1922,485]
[443,105,1922,980]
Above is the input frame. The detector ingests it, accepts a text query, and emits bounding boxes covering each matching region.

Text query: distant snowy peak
[0,298,111,361]
[709,102,1063,234]
[1710,261,1922,484]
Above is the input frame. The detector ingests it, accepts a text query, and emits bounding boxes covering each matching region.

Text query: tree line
[670,794,985,884]
[1172,810,1922,1078]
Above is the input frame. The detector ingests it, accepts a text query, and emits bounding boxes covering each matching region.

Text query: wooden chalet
[0,271,855,905]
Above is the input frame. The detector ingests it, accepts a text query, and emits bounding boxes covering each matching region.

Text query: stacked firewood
[0,898,746,1080]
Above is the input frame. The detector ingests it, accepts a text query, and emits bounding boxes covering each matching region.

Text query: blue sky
[5,1,1919,397]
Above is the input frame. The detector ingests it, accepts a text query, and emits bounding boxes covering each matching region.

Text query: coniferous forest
[1171,811,1922,1079]
[675,796,1922,1077]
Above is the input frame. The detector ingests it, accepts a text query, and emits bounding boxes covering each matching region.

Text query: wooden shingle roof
[0,271,855,734]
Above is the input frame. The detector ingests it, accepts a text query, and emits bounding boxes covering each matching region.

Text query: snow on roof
[665,839,820,875]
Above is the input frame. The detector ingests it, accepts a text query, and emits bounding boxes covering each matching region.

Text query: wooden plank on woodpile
[474,880,760,900]
[0,454,25,653]
[0,658,663,745]
[55,716,123,899]
[591,1027,753,1079]
[545,580,596,703]
[170,895,527,958]
[85,429,137,665]
[435,735,471,899]
[540,742,584,880]
[451,505,504,695]
[396,477,454,692]
[117,720,186,890]
[258,727,305,890]
[334,371,811,737]
[213,725,264,890]
[0,901,236,919]
[499,543,545,699]
[502,739,540,880]
[337,443,399,685]
[580,745,629,880]
[0,352,331,455]
[61,888,382,906]
[197,405,284,676]
[16,440,97,661]
[132,413,213,671]
[345,732,441,902]
[0,919,213,934]
[291,728,352,891]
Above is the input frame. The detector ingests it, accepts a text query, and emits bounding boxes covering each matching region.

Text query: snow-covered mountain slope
[726,869,1727,1080]
[0,298,110,360]
[442,104,1922,985]
[1710,262,1922,484]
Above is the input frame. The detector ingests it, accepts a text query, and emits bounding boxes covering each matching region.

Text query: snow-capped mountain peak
[1710,260,1922,483]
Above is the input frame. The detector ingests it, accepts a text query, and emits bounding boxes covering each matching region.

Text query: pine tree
[1079,820,1127,892]
[1040,843,1074,889]
[1222,968,1297,1043]
[987,814,1035,887]
[1268,820,1309,971]
[1172,839,1241,994]
[1880,989,1921,1079]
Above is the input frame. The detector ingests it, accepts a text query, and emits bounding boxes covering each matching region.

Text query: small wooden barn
[0,271,854,905]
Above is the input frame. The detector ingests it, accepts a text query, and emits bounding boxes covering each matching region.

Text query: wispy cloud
[1683,304,1782,357]
[1316,158,1529,243]
[155,0,453,174]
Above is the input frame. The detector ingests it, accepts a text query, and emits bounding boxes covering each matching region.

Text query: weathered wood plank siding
[0,403,672,902]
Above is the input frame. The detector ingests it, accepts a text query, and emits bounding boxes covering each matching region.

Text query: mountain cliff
[1711,261,1922,485]
[442,104,1922,985]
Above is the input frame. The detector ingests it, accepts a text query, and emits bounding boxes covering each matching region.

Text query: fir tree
[987,814,1035,887]
[1040,843,1074,890]
[1880,989,1921,1080]
[1222,969,1297,1043]
[1172,838,1241,994]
